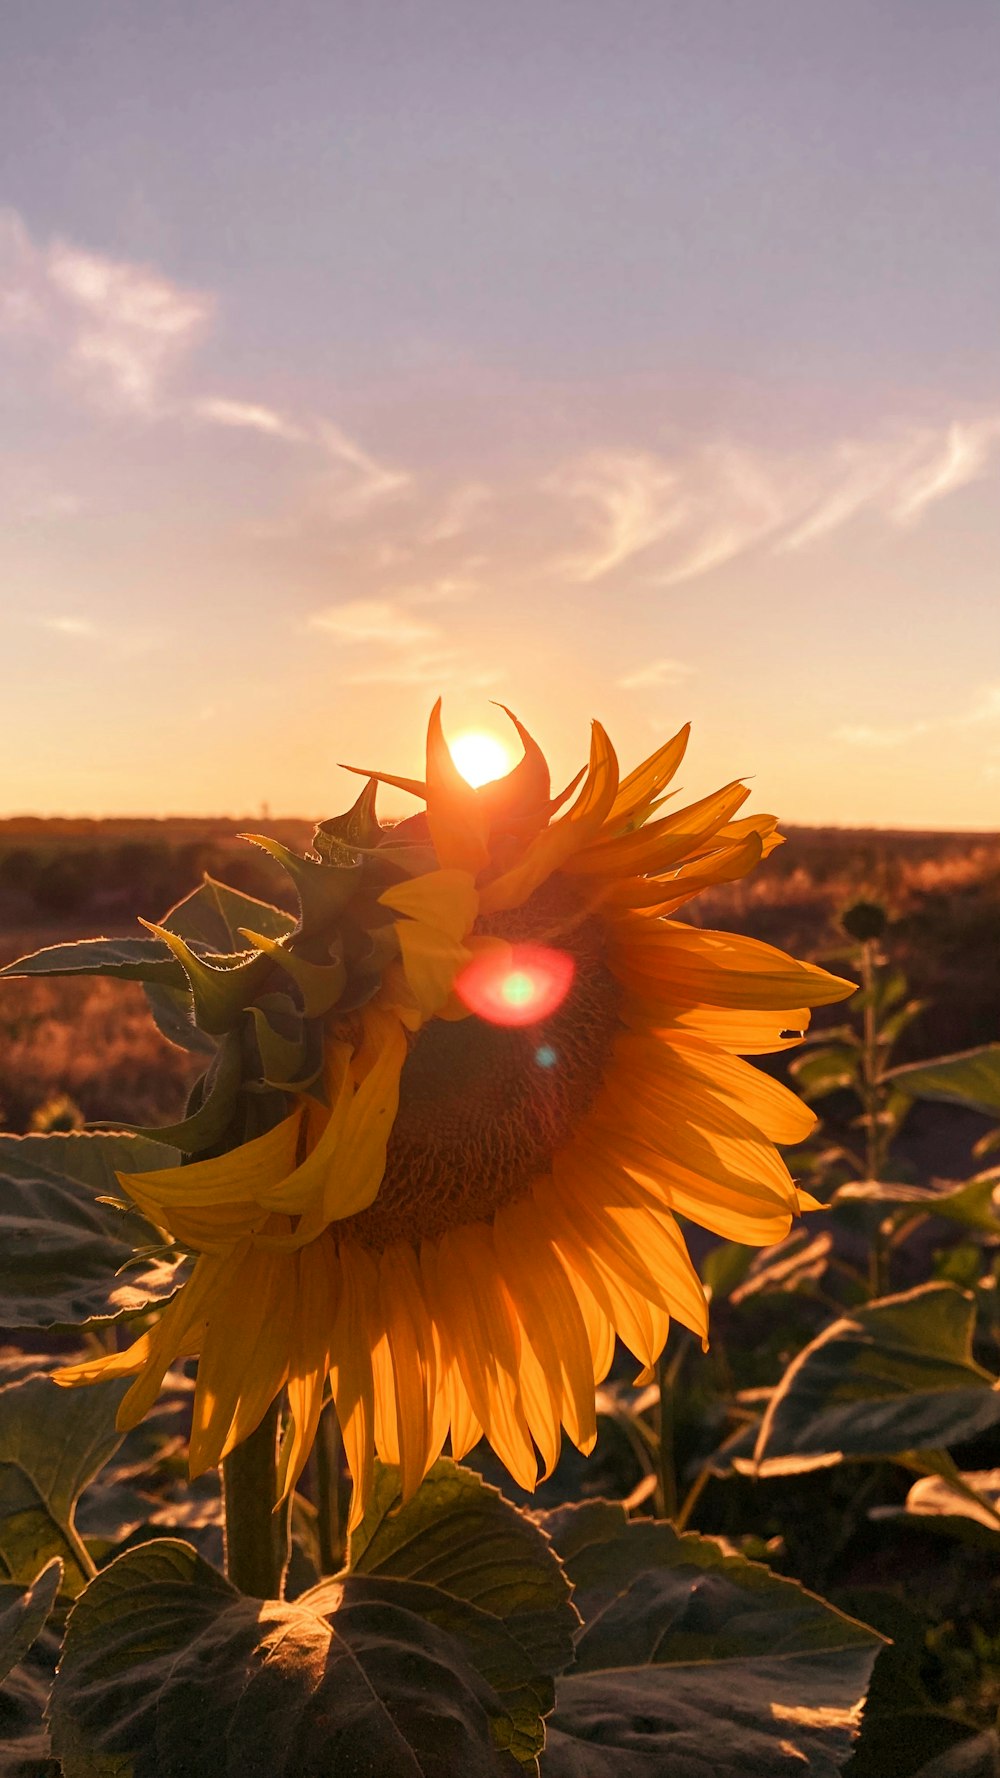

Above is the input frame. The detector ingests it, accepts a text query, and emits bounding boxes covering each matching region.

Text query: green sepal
[116,1030,245,1154]
[241,833,361,934]
[240,929,347,1019]
[249,995,318,1089]
[142,922,272,1035]
[313,777,383,862]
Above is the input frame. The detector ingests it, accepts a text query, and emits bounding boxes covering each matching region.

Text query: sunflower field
[2,709,999,1778]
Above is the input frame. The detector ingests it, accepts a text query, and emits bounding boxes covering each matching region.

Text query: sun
[449,728,515,787]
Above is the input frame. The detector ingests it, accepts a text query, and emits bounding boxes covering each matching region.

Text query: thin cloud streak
[306,598,438,648]
[553,419,1000,588]
[192,397,306,442]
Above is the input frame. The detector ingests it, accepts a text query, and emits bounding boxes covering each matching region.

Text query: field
[2,816,1000,1776]
[3,819,997,1136]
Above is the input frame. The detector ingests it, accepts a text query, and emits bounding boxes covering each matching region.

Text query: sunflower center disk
[346,883,622,1251]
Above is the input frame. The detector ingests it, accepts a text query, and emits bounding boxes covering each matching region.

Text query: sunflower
[58,705,853,1525]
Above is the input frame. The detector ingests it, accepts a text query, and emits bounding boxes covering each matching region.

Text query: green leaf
[0,1615,60,1777]
[871,1467,1000,1553]
[0,935,186,987]
[911,1731,1000,1777]
[789,1044,860,1099]
[50,1537,524,1777]
[700,1239,757,1302]
[350,1459,579,1767]
[0,1132,184,1330]
[728,1229,833,1306]
[162,874,295,951]
[143,981,216,1057]
[0,1560,62,1683]
[750,1284,1000,1475]
[886,1045,1000,1120]
[0,1373,127,1595]
[833,1173,1000,1235]
[537,1500,883,1777]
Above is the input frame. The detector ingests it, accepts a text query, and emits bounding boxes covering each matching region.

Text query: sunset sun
[449,727,515,787]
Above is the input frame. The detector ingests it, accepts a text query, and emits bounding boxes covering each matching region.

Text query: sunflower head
[58,702,854,1527]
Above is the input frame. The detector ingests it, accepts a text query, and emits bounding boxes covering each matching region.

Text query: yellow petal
[494,1198,597,1456]
[118,1110,302,1211]
[426,1227,538,1490]
[393,922,472,1021]
[330,1241,378,1530]
[608,724,690,828]
[189,1246,294,1473]
[479,722,619,914]
[379,867,479,941]
[380,1243,440,1501]
[567,781,750,877]
[281,1019,406,1245]
[658,1033,818,1145]
[611,920,855,1011]
[279,1238,339,1506]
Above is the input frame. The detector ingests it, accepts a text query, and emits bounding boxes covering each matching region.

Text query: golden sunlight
[449,728,515,787]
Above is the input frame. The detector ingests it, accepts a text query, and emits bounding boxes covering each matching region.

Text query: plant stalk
[223,1398,285,1598]
[315,1399,346,1573]
[656,1344,678,1521]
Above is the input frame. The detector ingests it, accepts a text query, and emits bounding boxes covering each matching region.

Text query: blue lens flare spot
[535,1044,558,1069]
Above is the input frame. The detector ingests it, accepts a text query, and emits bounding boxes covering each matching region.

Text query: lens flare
[455,943,575,1027]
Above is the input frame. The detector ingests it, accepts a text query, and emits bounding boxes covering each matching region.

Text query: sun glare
[450,728,514,788]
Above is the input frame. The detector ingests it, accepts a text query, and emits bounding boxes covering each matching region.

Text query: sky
[1,1,998,827]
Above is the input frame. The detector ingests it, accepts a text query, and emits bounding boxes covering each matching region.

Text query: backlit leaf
[0,1372,127,1595]
[50,1537,524,1777]
[536,1500,882,1777]
[751,1284,1000,1475]
[0,1132,184,1330]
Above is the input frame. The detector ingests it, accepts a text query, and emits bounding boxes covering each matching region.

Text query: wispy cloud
[551,450,688,582]
[618,657,694,690]
[307,598,438,648]
[305,590,498,690]
[1,210,211,412]
[191,397,305,443]
[312,422,411,518]
[552,419,1000,588]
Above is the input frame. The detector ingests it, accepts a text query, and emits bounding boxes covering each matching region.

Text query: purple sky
[2,2,998,825]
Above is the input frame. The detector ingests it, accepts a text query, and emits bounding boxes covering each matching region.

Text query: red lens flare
[455,943,575,1027]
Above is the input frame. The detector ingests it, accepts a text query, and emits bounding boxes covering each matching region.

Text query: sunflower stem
[655,1345,678,1522]
[223,1398,285,1598]
[315,1398,346,1573]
